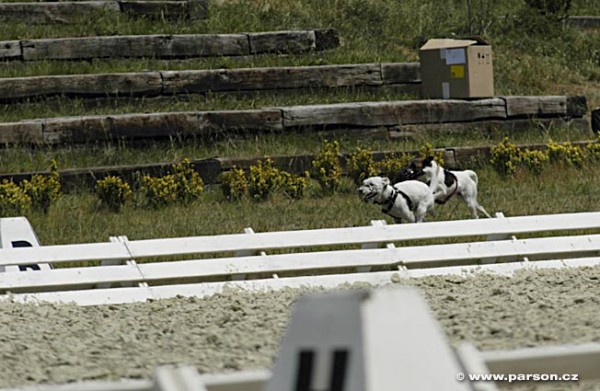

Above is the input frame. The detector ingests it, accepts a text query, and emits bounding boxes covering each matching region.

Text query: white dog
[398,156,491,219]
[357,176,435,223]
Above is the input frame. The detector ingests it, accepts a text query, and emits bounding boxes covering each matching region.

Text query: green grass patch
[16,162,600,248]
[0,124,593,174]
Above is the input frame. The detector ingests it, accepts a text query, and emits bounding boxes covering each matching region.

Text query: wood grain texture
[18,30,334,61]
[0,72,163,100]
[502,96,567,117]
[0,63,412,102]
[381,63,421,84]
[118,1,197,20]
[0,1,119,24]
[0,121,43,144]
[0,0,208,23]
[248,30,315,54]
[198,109,283,134]
[161,63,383,94]
[21,34,250,61]
[0,40,22,60]
[282,99,507,128]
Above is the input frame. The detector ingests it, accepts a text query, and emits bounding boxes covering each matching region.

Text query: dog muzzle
[358,187,377,203]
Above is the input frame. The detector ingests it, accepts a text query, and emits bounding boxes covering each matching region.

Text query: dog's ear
[382,177,391,185]
[423,155,435,167]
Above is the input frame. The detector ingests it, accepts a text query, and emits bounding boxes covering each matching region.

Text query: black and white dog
[398,156,492,219]
[357,176,435,223]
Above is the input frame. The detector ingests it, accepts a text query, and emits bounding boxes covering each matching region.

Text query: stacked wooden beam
[0,28,339,61]
[0,95,588,146]
[0,62,419,102]
[0,0,208,23]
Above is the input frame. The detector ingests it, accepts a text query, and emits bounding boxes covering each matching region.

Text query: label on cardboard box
[442,82,450,99]
[450,65,464,78]
[444,48,465,65]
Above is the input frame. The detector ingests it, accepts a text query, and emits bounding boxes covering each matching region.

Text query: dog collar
[435,170,459,205]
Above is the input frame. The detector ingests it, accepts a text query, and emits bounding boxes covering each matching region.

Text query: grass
[0,125,593,174]
[0,0,598,244]
[21,161,600,247]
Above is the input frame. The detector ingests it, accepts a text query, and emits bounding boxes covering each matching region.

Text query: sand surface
[1,266,600,390]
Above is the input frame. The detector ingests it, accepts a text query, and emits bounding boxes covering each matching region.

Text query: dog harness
[378,185,414,216]
[435,170,459,205]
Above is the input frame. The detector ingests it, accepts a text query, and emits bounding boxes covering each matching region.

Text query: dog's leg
[415,204,429,223]
[404,211,416,223]
[464,198,492,219]
[462,197,481,219]
[477,204,492,218]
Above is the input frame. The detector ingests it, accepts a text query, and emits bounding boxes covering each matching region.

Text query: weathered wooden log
[14,29,337,61]
[0,96,587,145]
[198,109,283,135]
[118,0,207,20]
[248,30,315,54]
[0,72,163,100]
[568,16,600,29]
[381,63,421,84]
[0,41,22,61]
[502,96,567,118]
[0,63,419,102]
[43,115,111,144]
[161,63,384,94]
[0,0,208,24]
[21,34,250,61]
[0,121,44,145]
[282,99,507,128]
[40,109,283,144]
[0,2,118,24]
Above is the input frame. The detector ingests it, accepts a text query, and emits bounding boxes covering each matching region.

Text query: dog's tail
[466,170,478,185]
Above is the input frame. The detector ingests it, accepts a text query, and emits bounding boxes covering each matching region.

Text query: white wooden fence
[1,211,599,306]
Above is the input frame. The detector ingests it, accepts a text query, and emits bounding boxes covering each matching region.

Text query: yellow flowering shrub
[585,135,600,162]
[312,140,342,194]
[141,174,179,208]
[220,167,248,201]
[96,176,132,212]
[21,160,62,213]
[546,140,585,166]
[373,154,414,180]
[172,158,204,204]
[346,146,376,185]
[278,171,310,200]
[0,180,32,216]
[418,143,445,166]
[520,148,549,175]
[248,157,280,200]
[491,137,521,176]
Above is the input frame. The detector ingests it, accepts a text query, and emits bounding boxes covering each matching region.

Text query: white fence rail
[1,211,599,306]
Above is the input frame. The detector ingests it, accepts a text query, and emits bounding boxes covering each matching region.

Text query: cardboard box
[419,37,494,99]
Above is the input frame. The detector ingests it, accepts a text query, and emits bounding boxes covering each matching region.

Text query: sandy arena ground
[1,266,600,390]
